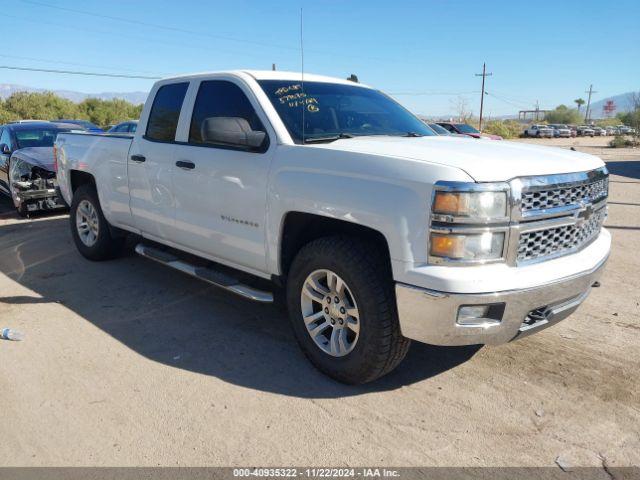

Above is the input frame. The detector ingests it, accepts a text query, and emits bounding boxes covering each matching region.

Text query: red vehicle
[436,122,503,140]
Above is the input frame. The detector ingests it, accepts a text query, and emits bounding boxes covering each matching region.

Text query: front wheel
[70,184,124,261]
[286,236,410,384]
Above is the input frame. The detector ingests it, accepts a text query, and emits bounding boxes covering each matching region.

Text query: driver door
[171,79,274,273]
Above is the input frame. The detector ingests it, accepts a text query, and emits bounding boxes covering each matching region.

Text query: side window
[145,82,188,142]
[0,128,11,150]
[189,80,268,151]
[129,123,137,133]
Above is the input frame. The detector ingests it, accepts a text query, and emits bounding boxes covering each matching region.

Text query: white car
[524,124,554,138]
[548,124,572,138]
[55,70,610,384]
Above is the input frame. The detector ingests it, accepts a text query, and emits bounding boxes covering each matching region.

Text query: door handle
[176,160,195,170]
[130,154,146,163]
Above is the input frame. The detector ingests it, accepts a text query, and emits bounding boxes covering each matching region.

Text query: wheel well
[69,170,95,193]
[279,212,392,278]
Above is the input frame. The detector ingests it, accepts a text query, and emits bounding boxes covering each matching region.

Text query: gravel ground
[0,154,638,469]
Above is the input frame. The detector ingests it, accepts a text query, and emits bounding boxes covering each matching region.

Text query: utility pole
[475,63,492,132]
[584,84,597,123]
[272,63,276,71]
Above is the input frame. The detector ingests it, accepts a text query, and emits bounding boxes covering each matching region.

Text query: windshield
[453,124,480,134]
[258,80,434,143]
[15,127,70,149]
[428,123,451,135]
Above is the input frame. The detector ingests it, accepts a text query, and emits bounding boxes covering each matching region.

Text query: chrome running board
[134,243,273,303]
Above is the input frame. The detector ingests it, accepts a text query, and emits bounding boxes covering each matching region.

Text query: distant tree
[4,91,79,121]
[544,104,582,124]
[574,98,585,112]
[77,98,143,128]
[450,96,473,122]
[0,91,143,129]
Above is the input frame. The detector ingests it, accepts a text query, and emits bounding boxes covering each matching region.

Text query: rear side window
[189,80,267,150]
[146,82,188,142]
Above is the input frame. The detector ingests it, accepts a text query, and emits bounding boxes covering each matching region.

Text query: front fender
[265,147,474,277]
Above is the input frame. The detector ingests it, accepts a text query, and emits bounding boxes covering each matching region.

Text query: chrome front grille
[516,206,607,263]
[521,177,608,213]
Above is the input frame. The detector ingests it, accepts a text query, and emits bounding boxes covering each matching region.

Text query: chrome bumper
[395,256,608,346]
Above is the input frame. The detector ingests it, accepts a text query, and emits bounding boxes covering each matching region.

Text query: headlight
[430,231,505,261]
[433,190,507,221]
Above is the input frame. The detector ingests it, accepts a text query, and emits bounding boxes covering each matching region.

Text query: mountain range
[0,83,148,105]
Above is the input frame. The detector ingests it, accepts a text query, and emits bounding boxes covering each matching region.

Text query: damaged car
[0,121,82,216]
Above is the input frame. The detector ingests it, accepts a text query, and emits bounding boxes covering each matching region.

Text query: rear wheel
[286,236,410,384]
[70,184,124,260]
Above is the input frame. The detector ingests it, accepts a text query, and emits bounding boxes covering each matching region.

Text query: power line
[20,0,298,52]
[0,65,160,79]
[0,53,166,77]
[15,1,432,68]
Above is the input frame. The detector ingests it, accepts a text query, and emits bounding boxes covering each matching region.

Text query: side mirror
[201,117,266,149]
[0,144,10,155]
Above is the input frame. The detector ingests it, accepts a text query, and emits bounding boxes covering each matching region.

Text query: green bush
[609,135,638,148]
[482,120,522,139]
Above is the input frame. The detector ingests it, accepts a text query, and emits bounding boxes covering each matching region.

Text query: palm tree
[574,98,586,112]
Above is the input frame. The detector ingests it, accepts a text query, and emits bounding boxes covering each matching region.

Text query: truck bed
[56,132,134,224]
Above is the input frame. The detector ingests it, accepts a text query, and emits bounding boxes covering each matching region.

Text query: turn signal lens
[430,234,466,258]
[430,232,505,261]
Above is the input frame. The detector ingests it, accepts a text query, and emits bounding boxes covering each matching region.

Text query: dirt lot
[0,142,638,469]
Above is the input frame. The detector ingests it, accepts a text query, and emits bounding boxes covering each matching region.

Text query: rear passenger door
[127,82,188,239]
[171,78,274,274]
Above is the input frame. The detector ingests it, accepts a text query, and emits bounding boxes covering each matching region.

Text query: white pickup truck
[56,70,610,384]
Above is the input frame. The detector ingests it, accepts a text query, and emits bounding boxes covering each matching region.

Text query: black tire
[70,184,124,261]
[286,235,410,384]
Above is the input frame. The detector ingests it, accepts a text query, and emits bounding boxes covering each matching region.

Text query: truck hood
[11,147,56,172]
[309,136,604,182]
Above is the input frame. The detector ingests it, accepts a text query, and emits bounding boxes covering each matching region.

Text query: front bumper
[395,255,607,346]
[15,186,66,212]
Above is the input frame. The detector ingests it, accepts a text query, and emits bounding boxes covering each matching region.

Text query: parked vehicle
[524,124,554,138]
[567,125,578,137]
[107,120,138,134]
[0,121,79,216]
[577,126,595,137]
[592,126,605,136]
[616,125,631,134]
[548,124,572,138]
[56,70,610,384]
[53,119,103,133]
[427,123,470,138]
[436,122,503,140]
[427,123,453,135]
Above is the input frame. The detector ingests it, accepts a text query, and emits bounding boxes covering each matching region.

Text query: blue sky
[3,0,639,116]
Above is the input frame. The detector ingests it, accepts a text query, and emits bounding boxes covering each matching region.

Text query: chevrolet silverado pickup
[55,71,610,384]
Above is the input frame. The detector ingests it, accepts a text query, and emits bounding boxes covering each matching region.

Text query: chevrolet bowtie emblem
[577,202,594,222]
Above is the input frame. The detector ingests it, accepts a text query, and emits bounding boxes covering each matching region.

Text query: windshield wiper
[303,133,355,143]
[403,131,424,137]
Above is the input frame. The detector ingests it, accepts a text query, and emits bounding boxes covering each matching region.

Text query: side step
[134,244,273,303]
